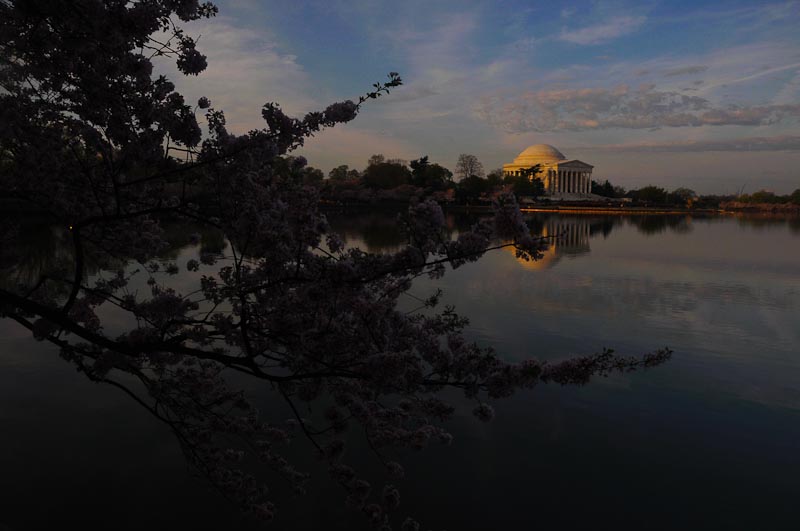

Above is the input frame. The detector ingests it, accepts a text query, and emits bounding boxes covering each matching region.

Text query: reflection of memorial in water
[511,217,592,271]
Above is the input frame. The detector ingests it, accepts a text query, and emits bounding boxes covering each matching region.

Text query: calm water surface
[1,212,799,530]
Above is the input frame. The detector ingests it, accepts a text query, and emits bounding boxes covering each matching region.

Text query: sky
[157,0,800,193]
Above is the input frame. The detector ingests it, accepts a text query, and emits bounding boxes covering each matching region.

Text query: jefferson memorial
[503,144,594,197]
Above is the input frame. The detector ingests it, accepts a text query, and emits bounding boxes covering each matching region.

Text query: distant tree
[695,194,732,209]
[301,166,324,185]
[747,190,780,204]
[613,185,627,198]
[591,179,616,198]
[516,177,545,198]
[362,161,411,189]
[367,153,386,167]
[669,187,697,207]
[329,164,351,181]
[790,189,800,205]
[455,153,484,181]
[504,166,544,198]
[410,155,430,175]
[631,185,668,204]
[455,174,490,203]
[408,155,429,187]
[486,168,504,187]
[410,156,452,189]
[427,164,453,187]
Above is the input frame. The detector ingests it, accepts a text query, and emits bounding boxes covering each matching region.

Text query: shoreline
[3,198,797,218]
[322,202,799,217]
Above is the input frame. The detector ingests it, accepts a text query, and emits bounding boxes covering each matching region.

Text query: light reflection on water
[1,212,799,530]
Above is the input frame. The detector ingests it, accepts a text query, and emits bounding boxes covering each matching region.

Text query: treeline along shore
[4,150,797,217]
[304,153,800,215]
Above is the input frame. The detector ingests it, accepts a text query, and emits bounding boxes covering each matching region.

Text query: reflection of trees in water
[329,211,623,269]
[327,210,405,252]
[327,210,472,253]
[588,216,621,239]
[159,221,227,259]
[732,213,800,233]
[626,215,693,236]
[329,211,626,256]
[326,211,800,269]
[0,217,225,292]
[1,219,80,296]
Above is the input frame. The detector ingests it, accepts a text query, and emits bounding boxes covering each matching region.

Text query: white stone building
[503,144,594,198]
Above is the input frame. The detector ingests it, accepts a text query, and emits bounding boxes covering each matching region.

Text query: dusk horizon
[153,0,800,194]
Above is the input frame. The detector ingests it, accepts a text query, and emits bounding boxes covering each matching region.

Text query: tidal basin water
[1,212,799,530]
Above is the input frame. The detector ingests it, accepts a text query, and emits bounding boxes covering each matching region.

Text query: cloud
[153,17,315,133]
[384,85,440,103]
[559,16,646,45]
[475,84,800,132]
[663,65,709,77]
[697,61,800,94]
[576,135,800,153]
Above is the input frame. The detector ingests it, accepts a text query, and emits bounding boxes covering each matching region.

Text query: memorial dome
[513,144,566,165]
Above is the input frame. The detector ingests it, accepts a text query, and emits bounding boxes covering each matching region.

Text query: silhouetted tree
[455,153,484,181]
[367,154,386,167]
[669,187,697,207]
[486,168,505,187]
[329,164,352,182]
[504,165,544,198]
[410,156,452,189]
[592,179,616,198]
[629,185,669,204]
[362,161,411,189]
[456,175,490,203]
[301,166,324,185]
[0,1,670,528]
